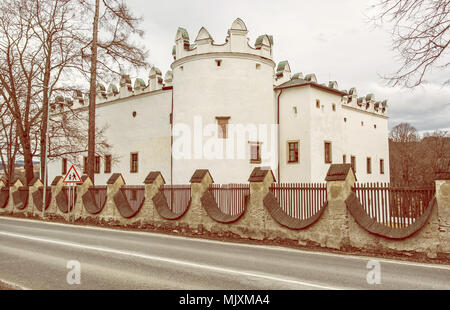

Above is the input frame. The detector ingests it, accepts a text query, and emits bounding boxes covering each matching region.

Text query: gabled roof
[325,164,356,181]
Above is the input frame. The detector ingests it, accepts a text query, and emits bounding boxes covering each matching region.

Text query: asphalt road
[0,216,449,290]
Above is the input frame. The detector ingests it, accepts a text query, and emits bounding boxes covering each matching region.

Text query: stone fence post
[322,164,356,249]
[9,179,24,215]
[232,167,275,240]
[77,175,93,220]
[179,169,214,232]
[142,171,166,227]
[46,176,63,218]
[435,168,450,255]
[28,178,43,217]
[102,173,125,222]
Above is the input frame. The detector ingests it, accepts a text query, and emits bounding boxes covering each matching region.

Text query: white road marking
[0,278,30,290]
[1,216,449,270]
[0,230,339,290]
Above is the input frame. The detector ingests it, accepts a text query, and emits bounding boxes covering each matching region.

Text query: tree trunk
[87,0,100,184]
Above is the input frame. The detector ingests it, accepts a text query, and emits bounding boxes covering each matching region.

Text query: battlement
[275,60,388,117]
[50,68,173,114]
[172,18,273,64]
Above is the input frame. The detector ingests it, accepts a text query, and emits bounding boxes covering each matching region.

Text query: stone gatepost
[322,164,355,249]
[102,173,125,223]
[176,169,213,232]
[45,176,63,219]
[231,167,275,240]
[142,171,166,227]
[77,175,93,221]
[28,178,43,217]
[435,167,450,255]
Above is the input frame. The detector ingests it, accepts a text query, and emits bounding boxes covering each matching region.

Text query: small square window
[256,63,261,70]
[215,59,222,67]
[361,121,364,126]
[316,99,320,108]
[293,106,297,114]
[332,104,336,111]
[250,142,261,164]
[380,159,384,174]
[374,124,377,129]
[344,117,347,122]
[180,66,184,71]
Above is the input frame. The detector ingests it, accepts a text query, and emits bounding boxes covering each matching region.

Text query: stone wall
[0,166,449,259]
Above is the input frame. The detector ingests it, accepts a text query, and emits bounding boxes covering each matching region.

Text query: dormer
[134,78,147,94]
[304,73,317,83]
[227,18,248,52]
[120,74,133,97]
[381,100,387,113]
[357,97,365,107]
[65,97,74,108]
[164,70,173,87]
[56,96,65,111]
[175,27,190,58]
[73,90,84,106]
[254,34,273,56]
[275,60,291,85]
[96,83,107,101]
[291,72,304,80]
[328,81,339,90]
[348,87,357,104]
[107,84,119,97]
[149,67,163,91]
[365,93,375,110]
[195,27,214,45]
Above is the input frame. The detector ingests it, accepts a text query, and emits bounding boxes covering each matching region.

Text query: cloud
[125,0,449,132]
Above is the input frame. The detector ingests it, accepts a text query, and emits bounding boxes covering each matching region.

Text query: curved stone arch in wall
[113,186,146,219]
[55,187,77,213]
[82,186,107,215]
[263,192,328,230]
[345,192,437,239]
[12,187,29,210]
[32,187,52,211]
[0,188,9,209]
[152,190,191,220]
[200,190,247,224]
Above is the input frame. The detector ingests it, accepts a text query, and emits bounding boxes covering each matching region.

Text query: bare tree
[0,94,20,185]
[389,122,420,185]
[371,0,449,87]
[75,0,148,183]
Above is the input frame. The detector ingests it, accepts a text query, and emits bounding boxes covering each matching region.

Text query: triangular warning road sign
[62,165,83,184]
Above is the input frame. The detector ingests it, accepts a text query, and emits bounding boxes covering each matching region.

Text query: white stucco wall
[278,85,390,183]
[48,90,172,185]
[171,53,276,184]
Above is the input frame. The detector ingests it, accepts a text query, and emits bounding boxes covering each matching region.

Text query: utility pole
[87,0,100,185]
[42,86,50,219]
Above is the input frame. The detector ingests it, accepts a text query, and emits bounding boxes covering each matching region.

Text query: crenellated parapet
[172,18,274,64]
[342,87,387,116]
[49,69,174,114]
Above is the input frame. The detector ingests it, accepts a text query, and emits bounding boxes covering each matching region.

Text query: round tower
[171,18,277,184]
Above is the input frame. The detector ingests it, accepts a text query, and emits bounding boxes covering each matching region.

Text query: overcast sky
[126,0,450,134]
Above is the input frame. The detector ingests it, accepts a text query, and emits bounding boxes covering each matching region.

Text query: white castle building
[48,18,390,185]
